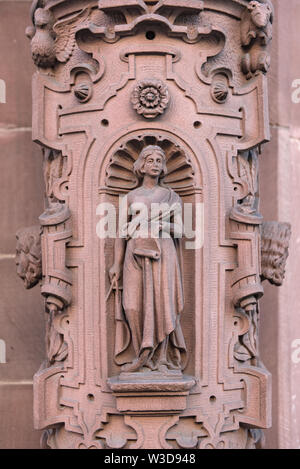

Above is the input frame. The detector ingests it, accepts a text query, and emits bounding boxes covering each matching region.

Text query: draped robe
[114,186,187,372]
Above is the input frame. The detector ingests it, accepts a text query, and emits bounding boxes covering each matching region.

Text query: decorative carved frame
[17,0,291,449]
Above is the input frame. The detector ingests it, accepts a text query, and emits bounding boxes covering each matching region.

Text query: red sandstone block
[0,130,44,253]
[0,2,35,128]
[0,258,45,381]
[0,384,42,449]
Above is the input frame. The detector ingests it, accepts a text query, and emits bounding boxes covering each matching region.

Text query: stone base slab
[108,373,196,414]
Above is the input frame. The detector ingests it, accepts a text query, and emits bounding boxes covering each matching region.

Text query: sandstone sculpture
[109,145,186,374]
[16,0,290,450]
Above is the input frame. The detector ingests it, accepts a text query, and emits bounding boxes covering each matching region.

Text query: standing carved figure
[109,145,187,374]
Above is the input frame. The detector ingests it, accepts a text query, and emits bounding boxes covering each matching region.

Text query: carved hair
[16,226,41,262]
[16,225,42,289]
[261,222,291,286]
[133,145,168,180]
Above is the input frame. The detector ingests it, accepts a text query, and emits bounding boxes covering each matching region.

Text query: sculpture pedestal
[108,371,196,415]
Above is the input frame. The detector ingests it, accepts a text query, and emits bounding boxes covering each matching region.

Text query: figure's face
[143,151,164,177]
[15,246,28,283]
[249,2,271,28]
[16,243,41,289]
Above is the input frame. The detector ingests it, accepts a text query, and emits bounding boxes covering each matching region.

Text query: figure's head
[16,226,42,289]
[133,145,168,180]
[34,7,53,27]
[261,222,291,286]
[248,1,273,28]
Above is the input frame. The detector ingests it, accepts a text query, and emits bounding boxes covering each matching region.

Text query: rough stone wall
[260,0,300,450]
[0,0,299,449]
[0,0,44,449]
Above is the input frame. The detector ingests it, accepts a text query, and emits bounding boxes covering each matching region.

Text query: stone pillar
[18,0,290,449]
[259,0,300,449]
[0,0,45,449]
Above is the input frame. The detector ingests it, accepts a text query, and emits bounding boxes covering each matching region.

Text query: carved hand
[109,263,122,282]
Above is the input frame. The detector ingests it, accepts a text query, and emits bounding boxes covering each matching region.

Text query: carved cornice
[32,0,272,14]
[27,0,273,72]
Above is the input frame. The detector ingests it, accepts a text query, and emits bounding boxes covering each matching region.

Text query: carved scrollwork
[233,304,259,363]
[39,203,72,313]
[38,201,72,372]
[166,414,227,450]
[164,413,265,449]
[229,146,264,365]
[229,208,263,368]
[41,413,140,450]
[233,147,260,217]
[94,414,139,449]
[241,1,274,79]
[76,0,211,44]
[16,218,70,368]
[165,416,207,449]
[43,147,71,204]
[46,310,69,365]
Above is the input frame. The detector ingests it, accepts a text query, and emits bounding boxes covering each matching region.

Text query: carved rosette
[19,0,287,451]
[131,79,170,119]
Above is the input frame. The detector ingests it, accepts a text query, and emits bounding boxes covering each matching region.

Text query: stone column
[18,0,290,449]
[0,0,45,449]
[259,0,300,449]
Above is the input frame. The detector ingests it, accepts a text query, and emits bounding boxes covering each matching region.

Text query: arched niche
[95,129,205,383]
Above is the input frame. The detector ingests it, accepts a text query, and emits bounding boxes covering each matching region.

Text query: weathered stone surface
[14,0,290,450]
[0,258,45,381]
[0,130,44,254]
[0,2,35,128]
[259,0,300,449]
[0,384,42,449]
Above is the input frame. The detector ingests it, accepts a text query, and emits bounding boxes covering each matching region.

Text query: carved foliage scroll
[241,0,274,79]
